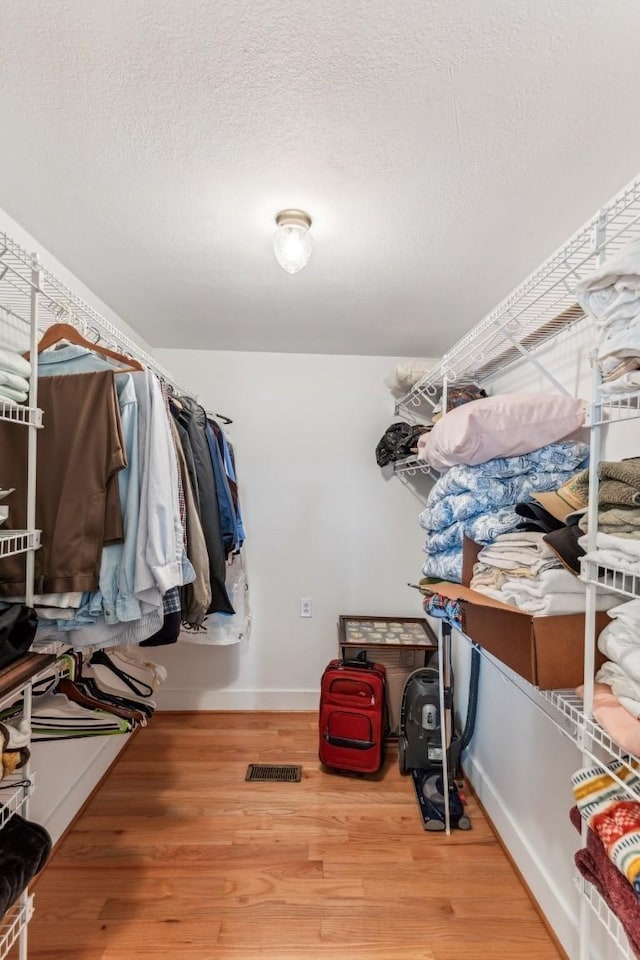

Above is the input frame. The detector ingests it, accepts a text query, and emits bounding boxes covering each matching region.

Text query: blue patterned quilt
[420,440,589,583]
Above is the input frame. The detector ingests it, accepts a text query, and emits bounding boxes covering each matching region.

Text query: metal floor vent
[245,764,302,782]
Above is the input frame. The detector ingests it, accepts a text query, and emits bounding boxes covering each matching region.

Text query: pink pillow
[418,393,585,470]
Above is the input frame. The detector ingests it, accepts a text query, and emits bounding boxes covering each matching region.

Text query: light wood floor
[23,712,562,960]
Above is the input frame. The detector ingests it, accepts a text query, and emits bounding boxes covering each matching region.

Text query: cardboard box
[431,539,608,689]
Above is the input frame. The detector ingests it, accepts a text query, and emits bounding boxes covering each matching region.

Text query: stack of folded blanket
[577,459,640,537]
[470,532,616,615]
[569,805,640,956]
[596,599,640,717]
[572,760,640,904]
[419,440,590,583]
[0,347,31,406]
[581,531,640,576]
[576,239,640,396]
[575,599,640,754]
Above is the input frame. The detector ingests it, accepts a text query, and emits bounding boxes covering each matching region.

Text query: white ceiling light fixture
[273,209,313,274]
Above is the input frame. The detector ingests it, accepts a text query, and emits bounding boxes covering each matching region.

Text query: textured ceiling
[1,1,640,356]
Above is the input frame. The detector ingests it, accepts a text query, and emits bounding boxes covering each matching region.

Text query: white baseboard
[156,688,319,711]
[464,750,578,959]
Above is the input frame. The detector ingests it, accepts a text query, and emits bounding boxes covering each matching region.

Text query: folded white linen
[598,619,640,684]
[580,532,640,575]
[499,589,617,615]
[0,370,29,393]
[385,359,434,394]
[478,533,558,571]
[472,581,616,615]
[502,566,582,597]
[596,660,640,714]
[575,239,640,322]
[607,597,640,621]
[0,385,28,404]
[600,371,640,395]
[0,346,31,379]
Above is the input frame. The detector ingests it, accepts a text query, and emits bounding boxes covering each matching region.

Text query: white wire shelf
[588,393,640,426]
[0,776,32,831]
[540,688,640,782]
[395,173,640,415]
[0,530,40,559]
[577,874,636,960]
[0,897,32,960]
[393,456,436,478]
[455,633,640,793]
[0,401,42,428]
[581,559,640,600]
[0,230,194,399]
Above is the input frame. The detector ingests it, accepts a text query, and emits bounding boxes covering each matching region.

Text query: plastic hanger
[29,323,144,371]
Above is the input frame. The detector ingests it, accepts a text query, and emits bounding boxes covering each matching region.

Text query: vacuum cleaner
[398,621,480,831]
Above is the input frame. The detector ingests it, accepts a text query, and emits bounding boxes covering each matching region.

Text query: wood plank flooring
[21,712,562,960]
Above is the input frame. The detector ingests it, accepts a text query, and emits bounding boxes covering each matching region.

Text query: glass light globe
[273,210,313,274]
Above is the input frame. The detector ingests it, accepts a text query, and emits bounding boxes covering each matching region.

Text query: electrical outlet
[300,597,312,618]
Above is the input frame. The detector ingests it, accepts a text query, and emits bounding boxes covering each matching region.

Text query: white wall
[451,320,635,960]
[153,347,430,709]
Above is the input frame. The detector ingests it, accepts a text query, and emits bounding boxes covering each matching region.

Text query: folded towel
[572,758,640,898]
[0,370,29,394]
[569,804,640,958]
[581,532,640,575]
[601,371,640,395]
[477,533,558,571]
[0,347,31,380]
[599,612,640,685]
[498,589,615,615]
[504,566,583,596]
[0,384,28,404]
[597,662,640,714]
[609,598,640,622]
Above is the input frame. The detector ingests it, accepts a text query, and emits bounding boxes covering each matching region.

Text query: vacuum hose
[459,644,481,754]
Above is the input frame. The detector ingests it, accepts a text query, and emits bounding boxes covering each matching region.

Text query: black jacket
[172,398,234,615]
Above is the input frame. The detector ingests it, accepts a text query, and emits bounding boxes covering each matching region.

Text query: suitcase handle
[325,734,375,750]
[341,658,375,670]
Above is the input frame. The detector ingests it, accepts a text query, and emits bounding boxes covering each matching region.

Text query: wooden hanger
[28,322,144,371]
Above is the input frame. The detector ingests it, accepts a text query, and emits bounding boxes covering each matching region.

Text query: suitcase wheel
[398,737,409,776]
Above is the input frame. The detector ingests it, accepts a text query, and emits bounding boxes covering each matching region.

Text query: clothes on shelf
[0,339,248,649]
[570,804,640,957]
[384,359,434,396]
[469,532,616,615]
[419,440,589,583]
[581,532,640,576]
[0,809,51,921]
[572,759,640,900]
[375,422,429,467]
[576,239,640,392]
[573,600,640,754]
[0,346,31,405]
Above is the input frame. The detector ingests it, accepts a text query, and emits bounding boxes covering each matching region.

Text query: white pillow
[418,393,585,471]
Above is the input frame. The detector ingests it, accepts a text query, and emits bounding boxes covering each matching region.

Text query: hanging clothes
[0,370,126,596]
[171,397,234,614]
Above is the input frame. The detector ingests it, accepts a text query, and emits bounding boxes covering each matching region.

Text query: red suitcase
[319,657,386,774]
